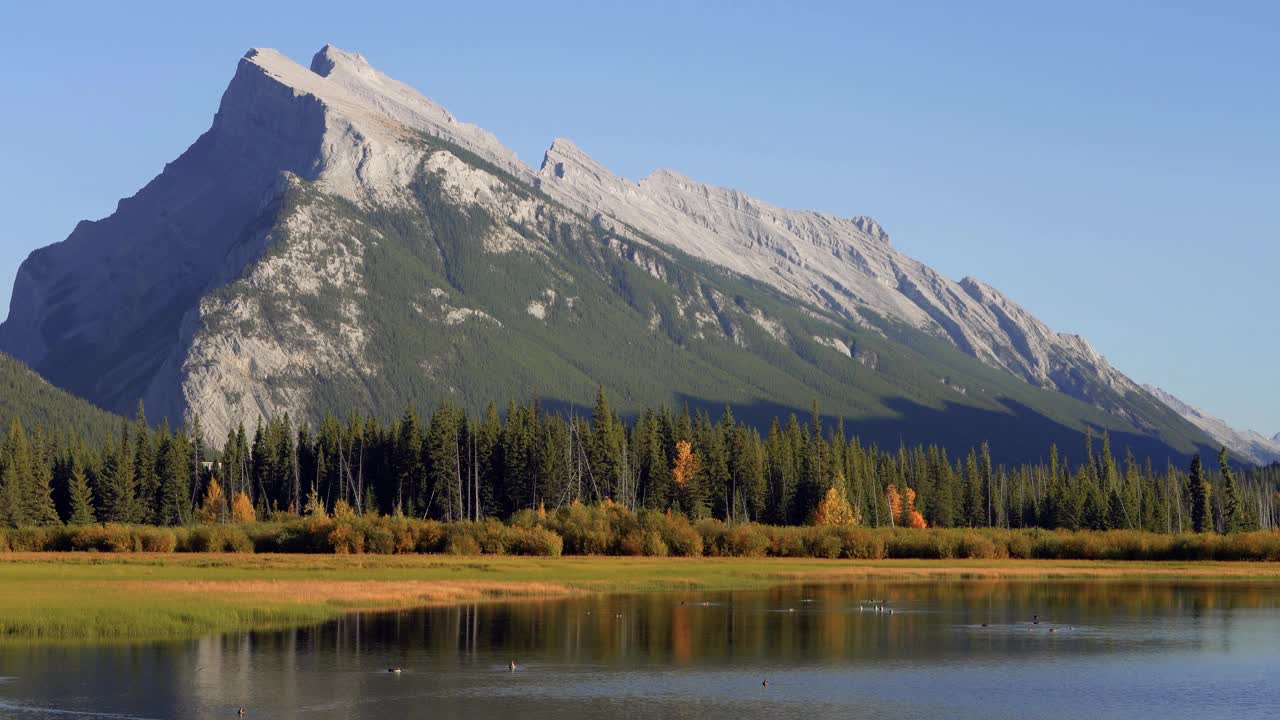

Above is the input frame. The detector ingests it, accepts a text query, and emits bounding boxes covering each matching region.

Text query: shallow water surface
[1,579,1278,719]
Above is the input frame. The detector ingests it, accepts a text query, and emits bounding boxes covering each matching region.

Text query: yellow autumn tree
[886,485,904,522]
[196,477,225,524]
[229,491,256,524]
[812,482,859,526]
[672,440,697,487]
[303,486,326,518]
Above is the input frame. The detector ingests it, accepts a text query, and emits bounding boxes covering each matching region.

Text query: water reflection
[2,579,1278,719]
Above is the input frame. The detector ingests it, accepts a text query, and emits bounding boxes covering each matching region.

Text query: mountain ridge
[1143,385,1280,465]
[0,44,1219,462]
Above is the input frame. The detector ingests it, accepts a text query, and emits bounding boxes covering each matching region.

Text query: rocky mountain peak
[540,137,613,182]
[0,44,1218,457]
[309,43,371,77]
[850,216,890,244]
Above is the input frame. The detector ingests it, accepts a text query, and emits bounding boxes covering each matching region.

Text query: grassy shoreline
[3,553,1280,644]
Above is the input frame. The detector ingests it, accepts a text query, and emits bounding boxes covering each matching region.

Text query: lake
[1,579,1278,719]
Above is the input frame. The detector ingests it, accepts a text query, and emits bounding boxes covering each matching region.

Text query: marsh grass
[7,513,1280,562]
[2,553,1280,644]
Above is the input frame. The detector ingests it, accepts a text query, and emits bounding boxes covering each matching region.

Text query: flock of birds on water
[231,601,1070,716]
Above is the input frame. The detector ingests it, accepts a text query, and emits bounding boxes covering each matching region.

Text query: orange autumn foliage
[229,492,256,524]
[672,440,697,487]
[887,484,927,528]
[196,477,225,525]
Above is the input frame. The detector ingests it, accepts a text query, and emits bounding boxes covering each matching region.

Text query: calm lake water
[2,579,1279,719]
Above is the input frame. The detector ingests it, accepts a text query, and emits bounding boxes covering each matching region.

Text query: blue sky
[0,1,1276,434]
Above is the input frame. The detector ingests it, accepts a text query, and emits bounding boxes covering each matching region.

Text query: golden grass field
[3,553,1280,643]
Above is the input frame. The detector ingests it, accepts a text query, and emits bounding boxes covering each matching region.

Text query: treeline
[1,388,1277,535]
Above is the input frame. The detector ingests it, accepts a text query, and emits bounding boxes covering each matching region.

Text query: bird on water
[509,660,517,672]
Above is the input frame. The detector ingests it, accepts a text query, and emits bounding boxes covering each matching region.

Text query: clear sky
[0,1,1275,435]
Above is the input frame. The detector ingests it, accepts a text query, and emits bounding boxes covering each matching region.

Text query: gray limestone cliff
[0,45,1216,455]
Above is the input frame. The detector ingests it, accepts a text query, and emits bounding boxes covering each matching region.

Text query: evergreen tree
[0,461,20,528]
[1188,455,1212,533]
[66,464,96,525]
[155,421,190,526]
[963,450,982,527]
[1219,447,1243,534]
[1,419,34,527]
[23,426,60,526]
[98,428,138,523]
[133,404,158,524]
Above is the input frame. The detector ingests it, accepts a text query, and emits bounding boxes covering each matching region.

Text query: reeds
[4,509,1280,561]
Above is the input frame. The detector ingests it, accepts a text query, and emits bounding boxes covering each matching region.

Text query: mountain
[1144,385,1280,465]
[0,45,1217,461]
[538,141,1140,416]
[0,352,123,440]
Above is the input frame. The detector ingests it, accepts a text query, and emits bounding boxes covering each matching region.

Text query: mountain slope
[0,352,123,440]
[1144,385,1280,465]
[0,45,1219,462]
[537,141,1139,417]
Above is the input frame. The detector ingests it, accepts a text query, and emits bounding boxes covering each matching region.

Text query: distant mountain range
[0,45,1228,462]
[1143,386,1280,465]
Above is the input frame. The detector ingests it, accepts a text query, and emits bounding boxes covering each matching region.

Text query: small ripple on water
[0,702,162,720]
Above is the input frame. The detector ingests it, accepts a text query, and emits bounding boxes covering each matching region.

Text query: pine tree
[1188,455,1212,533]
[476,402,501,517]
[154,421,190,526]
[963,450,982,527]
[24,426,60,526]
[66,465,96,525]
[133,404,158,524]
[978,441,993,527]
[1,419,35,527]
[1219,447,1243,534]
[393,405,424,515]
[0,462,21,528]
[97,429,136,523]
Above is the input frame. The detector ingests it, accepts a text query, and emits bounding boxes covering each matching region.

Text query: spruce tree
[0,462,21,528]
[1,419,35,526]
[106,423,140,523]
[133,404,158,524]
[1219,447,1243,534]
[24,426,60,526]
[155,422,191,526]
[1187,455,1212,533]
[964,451,982,527]
[66,465,96,525]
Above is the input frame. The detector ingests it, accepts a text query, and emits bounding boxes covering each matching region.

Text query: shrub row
[2,510,1279,561]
